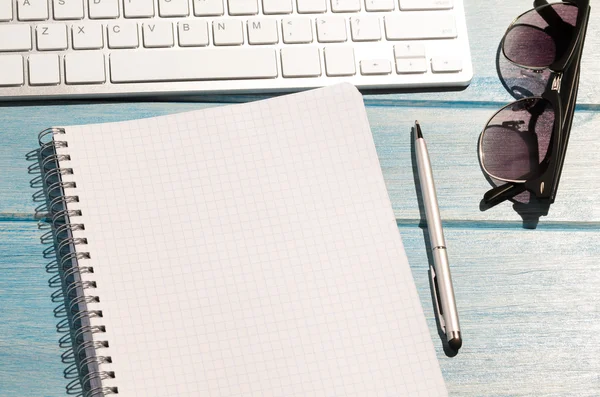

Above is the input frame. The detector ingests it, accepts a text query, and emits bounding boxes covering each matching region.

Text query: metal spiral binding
[34,128,118,397]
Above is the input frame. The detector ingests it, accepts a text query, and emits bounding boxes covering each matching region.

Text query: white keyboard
[0,0,473,100]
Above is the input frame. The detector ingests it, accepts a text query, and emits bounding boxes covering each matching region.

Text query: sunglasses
[478,0,590,209]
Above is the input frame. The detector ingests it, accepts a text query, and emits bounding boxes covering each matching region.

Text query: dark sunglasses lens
[503,3,578,68]
[481,98,555,181]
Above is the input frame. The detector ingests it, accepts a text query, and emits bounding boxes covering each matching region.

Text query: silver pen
[414,121,462,351]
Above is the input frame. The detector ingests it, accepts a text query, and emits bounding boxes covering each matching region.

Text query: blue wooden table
[2,1,600,396]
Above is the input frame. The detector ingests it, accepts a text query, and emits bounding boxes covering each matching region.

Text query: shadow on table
[0,84,470,108]
[477,41,554,229]
[27,147,88,397]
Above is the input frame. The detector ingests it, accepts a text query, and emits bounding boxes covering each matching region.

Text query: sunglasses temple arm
[552,12,588,199]
[532,0,566,28]
[483,183,527,209]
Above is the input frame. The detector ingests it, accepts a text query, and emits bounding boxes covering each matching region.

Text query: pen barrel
[415,139,445,248]
[416,137,461,338]
[432,247,461,335]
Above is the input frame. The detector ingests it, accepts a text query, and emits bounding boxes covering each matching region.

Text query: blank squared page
[58,84,447,397]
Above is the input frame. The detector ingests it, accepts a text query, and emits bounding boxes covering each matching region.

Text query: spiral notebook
[35,84,447,397]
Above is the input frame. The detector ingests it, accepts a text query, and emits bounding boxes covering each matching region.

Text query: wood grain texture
[0,222,69,397]
[2,104,599,223]
[403,226,600,397]
[2,222,599,396]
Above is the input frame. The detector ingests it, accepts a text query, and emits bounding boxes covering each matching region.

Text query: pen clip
[429,265,446,334]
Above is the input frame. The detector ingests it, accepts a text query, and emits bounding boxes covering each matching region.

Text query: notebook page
[57,84,447,397]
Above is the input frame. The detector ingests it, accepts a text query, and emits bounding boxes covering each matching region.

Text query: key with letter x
[72,23,104,49]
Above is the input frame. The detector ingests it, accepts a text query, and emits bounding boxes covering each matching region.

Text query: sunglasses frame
[479,0,591,209]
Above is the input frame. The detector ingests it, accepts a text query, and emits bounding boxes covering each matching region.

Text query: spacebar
[110,49,278,83]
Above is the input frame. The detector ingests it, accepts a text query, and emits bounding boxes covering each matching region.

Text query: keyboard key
[0,25,32,51]
[72,23,104,49]
[65,52,105,84]
[364,0,393,11]
[29,54,60,85]
[396,57,427,73]
[262,0,292,14]
[350,16,380,41]
[330,0,359,12]
[143,22,173,47]
[37,24,68,50]
[247,19,278,45]
[394,43,425,58]
[282,18,312,44]
[193,0,223,15]
[316,17,347,43]
[178,21,209,46]
[89,0,119,18]
[228,0,258,15]
[0,55,24,86]
[53,0,84,19]
[385,12,456,40]
[213,19,243,45]
[110,48,278,82]
[158,0,188,17]
[431,57,462,72]
[108,23,139,48]
[124,0,155,18]
[0,0,12,21]
[296,0,326,13]
[281,47,321,77]
[324,46,355,76]
[400,0,453,10]
[360,59,391,75]
[17,0,48,20]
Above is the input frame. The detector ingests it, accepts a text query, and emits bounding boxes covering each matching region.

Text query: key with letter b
[178,21,209,46]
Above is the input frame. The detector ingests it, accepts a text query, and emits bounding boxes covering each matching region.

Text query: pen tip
[448,336,462,352]
[414,121,423,140]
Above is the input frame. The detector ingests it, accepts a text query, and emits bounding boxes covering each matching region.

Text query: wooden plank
[401,225,600,396]
[368,105,600,224]
[2,221,599,396]
[0,221,69,396]
[2,103,599,224]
